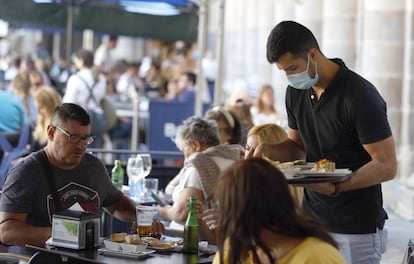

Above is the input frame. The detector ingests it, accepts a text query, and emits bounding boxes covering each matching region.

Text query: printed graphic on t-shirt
[47,182,100,223]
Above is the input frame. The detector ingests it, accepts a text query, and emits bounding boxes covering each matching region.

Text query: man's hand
[131,218,165,236]
[151,218,165,236]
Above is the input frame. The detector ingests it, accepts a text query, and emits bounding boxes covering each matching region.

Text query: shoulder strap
[16,124,31,150]
[38,151,62,212]
[76,74,97,104]
[0,133,12,152]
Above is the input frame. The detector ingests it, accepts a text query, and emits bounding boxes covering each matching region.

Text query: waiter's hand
[294,182,335,196]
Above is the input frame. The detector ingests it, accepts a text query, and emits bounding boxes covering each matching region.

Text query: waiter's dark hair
[266,20,321,63]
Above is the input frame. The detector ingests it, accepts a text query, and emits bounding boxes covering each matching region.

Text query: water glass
[143,178,159,200]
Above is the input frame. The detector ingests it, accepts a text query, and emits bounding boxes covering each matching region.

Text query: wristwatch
[330,182,341,197]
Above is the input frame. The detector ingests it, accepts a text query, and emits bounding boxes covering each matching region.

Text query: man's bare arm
[250,128,306,161]
[104,195,137,222]
[105,195,165,235]
[341,135,397,190]
[0,211,51,247]
[298,136,397,195]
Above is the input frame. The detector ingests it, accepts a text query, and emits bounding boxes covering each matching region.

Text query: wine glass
[136,153,152,200]
[126,156,144,200]
[137,153,152,178]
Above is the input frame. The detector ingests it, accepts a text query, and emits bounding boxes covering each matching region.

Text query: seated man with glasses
[0,103,164,247]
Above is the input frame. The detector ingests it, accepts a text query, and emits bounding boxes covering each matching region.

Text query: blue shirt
[178,88,195,103]
[0,90,26,132]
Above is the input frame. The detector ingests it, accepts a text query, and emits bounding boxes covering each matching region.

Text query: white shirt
[168,154,235,230]
[94,44,112,72]
[63,69,106,114]
[251,106,285,126]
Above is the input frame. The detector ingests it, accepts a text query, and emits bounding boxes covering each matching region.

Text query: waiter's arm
[250,128,306,162]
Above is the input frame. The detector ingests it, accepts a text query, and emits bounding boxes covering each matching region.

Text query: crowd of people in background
[0,34,287,152]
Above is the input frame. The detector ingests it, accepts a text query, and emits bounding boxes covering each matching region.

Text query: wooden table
[0,242,215,264]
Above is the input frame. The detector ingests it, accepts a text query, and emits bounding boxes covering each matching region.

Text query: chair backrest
[29,251,63,264]
[0,124,32,188]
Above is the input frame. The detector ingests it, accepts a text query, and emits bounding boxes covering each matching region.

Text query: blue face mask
[287,54,318,90]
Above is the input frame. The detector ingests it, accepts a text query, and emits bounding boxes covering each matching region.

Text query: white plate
[282,167,301,179]
[97,248,155,259]
[291,162,315,170]
[147,244,182,252]
[298,169,352,177]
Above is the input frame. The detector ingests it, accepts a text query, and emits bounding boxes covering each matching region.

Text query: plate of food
[281,167,301,179]
[141,236,183,252]
[286,159,353,184]
[99,233,153,258]
[97,247,155,259]
[298,169,352,177]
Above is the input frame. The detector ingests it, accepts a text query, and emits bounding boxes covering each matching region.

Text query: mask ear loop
[211,106,235,129]
[307,53,318,79]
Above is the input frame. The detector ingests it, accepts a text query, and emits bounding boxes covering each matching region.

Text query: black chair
[403,238,414,264]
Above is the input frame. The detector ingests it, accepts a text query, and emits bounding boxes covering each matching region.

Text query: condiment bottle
[111,160,124,190]
[183,196,199,254]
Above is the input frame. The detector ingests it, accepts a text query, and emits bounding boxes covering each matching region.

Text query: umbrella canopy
[0,0,198,42]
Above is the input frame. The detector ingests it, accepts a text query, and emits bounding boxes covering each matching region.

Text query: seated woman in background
[10,72,37,127]
[227,100,254,147]
[31,86,62,151]
[159,116,239,243]
[204,106,244,158]
[244,123,303,208]
[212,158,345,264]
[250,84,285,126]
[204,106,241,145]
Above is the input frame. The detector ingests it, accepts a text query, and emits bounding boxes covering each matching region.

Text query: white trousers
[330,226,388,264]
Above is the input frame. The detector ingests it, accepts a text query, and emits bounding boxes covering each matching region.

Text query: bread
[141,236,160,246]
[156,242,173,249]
[125,234,141,245]
[110,232,127,243]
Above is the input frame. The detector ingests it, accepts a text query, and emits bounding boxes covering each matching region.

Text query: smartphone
[151,191,167,207]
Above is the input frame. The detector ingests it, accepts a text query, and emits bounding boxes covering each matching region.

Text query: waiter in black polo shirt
[249,20,397,264]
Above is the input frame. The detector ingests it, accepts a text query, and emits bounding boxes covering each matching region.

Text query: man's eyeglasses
[54,125,95,145]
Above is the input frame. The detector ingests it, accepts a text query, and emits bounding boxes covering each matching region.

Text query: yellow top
[212,237,346,264]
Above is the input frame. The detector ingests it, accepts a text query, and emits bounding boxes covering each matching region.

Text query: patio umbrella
[0,0,198,42]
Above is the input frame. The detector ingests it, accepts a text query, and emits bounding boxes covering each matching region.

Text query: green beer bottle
[111,160,124,190]
[183,196,199,254]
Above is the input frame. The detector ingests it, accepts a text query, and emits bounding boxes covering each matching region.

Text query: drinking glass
[126,156,144,200]
[136,153,152,200]
[137,153,152,178]
[143,178,159,201]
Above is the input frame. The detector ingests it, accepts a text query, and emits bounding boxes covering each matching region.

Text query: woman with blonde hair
[245,123,287,158]
[213,158,345,264]
[10,72,37,127]
[244,123,303,208]
[31,87,61,151]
